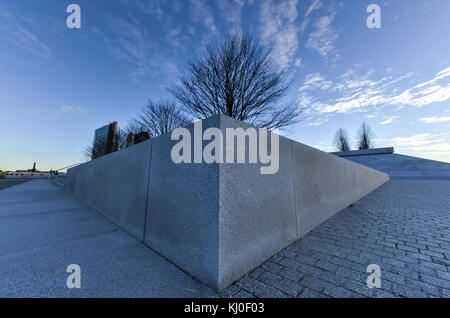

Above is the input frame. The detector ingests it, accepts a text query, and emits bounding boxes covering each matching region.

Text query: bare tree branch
[169,33,301,130]
[131,98,190,138]
[82,139,104,161]
[357,122,375,150]
[334,128,351,151]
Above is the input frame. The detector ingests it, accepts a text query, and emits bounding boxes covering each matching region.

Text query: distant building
[126,131,150,148]
[92,121,120,159]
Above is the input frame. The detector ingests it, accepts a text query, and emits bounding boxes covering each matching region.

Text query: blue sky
[0,0,449,171]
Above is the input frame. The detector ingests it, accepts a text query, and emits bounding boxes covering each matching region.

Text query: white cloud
[136,0,164,18]
[420,116,450,123]
[391,133,450,161]
[299,73,332,91]
[301,66,450,114]
[307,118,328,126]
[189,0,217,34]
[218,0,245,30]
[390,68,450,107]
[300,0,322,33]
[60,105,90,115]
[305,0,322,17]
[380,116,399,125]
[259,0,299,69]
[101,16,182,84]
[0,8,51,59]
[305,13,338,57]
[391,133,445,148]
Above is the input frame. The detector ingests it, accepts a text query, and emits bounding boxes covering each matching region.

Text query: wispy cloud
[299,73,332,91]
[218,0,245,31]
[305,13,338,57]
[0,7,51,59]
[300,66,450,115]
[305,0,322,17]
[96,16,179,84]
[390,67,450,107]
[307,118,328,127]
[300,0,322,33]
[189,0,217,34]
[420,116,450,124]
[380,116,399,125]
[391,134,450,155]
[60,105,90,115]
[135,0,164,18]
[259,0,299,69]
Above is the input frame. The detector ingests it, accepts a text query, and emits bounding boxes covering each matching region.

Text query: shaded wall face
[65,140,152,241]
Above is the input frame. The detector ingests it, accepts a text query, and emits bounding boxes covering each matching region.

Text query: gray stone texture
[144,116,221,291]
[335,152,450,178]
[293,143,389,238]
[330,147,394,157]
[64,140,152,241]
[218,116,297,291]
[220,179,450,298]
[0,180,215,298]
[64,115,389,292]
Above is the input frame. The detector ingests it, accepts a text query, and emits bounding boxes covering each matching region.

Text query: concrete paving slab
[0,208,116,255]
[0,179,31,191]
[0,182,90,217]
[0,230,216,297]
[0,179,216,297]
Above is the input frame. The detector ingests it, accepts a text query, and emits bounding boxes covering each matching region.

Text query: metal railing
[55,162,82,172]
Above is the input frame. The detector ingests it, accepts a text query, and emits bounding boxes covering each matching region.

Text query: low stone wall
[331,148,450,178]
[144,116,221,290]
[294,143,389,238]
[330,147,394,157]
[65,140,152,241]
[65,115,389,292]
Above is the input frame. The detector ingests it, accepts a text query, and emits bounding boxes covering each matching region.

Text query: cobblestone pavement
[219,179,450,298]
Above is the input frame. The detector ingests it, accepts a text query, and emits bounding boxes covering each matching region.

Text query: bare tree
[118,122,142,150]
[131,99,190,138]
[170,33,301,130]
[82,139,104,161]
[357,122,375,150]
[334,128,351,151]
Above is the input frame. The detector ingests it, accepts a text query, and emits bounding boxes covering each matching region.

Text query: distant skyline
[1,0,449,171]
